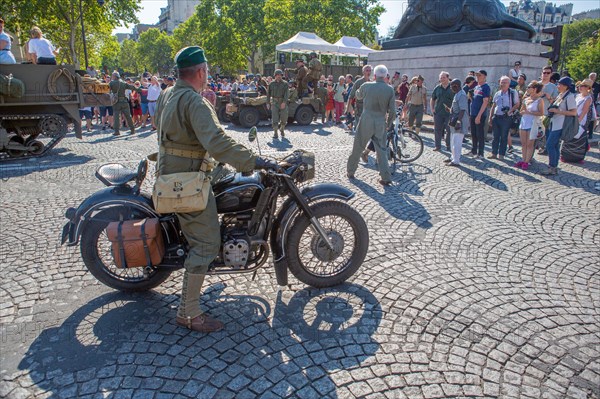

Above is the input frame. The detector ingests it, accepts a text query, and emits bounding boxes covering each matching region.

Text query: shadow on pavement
[0,151,94,180]
[18,283,381,397]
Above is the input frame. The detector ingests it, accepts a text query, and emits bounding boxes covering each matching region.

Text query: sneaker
[432,147,440,152]
[498,155,505,160]
[447,162,459,167]
[443,158,452,163]
[515,161,524,168]
[538,149,548,155]
[521,163,529,170]
[112,132,120,136]
[487,154,497,159]
[507,146,514,154]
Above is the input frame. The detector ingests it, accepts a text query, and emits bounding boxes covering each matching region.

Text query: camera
[547,104,558,118]
[501,106,510,115]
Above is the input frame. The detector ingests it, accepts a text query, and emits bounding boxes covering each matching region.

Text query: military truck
[215,91,231,123]
[0,64,108,161]
[225,91,321,128]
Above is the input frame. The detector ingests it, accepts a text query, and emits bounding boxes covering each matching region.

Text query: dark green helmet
[310,52,317,58]
[274,69,283,76]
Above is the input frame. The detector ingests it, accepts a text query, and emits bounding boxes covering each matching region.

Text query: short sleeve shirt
[492,89,519,115]
[542,82,559,115]
[0,31,12,49]
[28,38,55,58]
[432,84,454,115]
[470,83,490,116]
[408,85,426,105]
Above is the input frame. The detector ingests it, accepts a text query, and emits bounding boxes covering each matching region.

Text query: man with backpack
[109,72,141,136]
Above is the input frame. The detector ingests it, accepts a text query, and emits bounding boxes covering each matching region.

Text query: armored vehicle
[0,64,107,161]
[225,91,321,128]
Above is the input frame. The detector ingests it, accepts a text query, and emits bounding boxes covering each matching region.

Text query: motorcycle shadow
[18,283,382,397]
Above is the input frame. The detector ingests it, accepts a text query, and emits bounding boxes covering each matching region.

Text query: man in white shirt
[147,76,162,131]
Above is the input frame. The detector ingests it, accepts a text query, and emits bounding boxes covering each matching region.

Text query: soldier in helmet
[267,69,289,139]
[286,58,308,98]
[302,52,322,98]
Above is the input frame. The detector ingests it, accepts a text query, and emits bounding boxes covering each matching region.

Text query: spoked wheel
[396,129,424,163]
[387,133,398,175]
[286,201,369,288]
[80,208,172,292]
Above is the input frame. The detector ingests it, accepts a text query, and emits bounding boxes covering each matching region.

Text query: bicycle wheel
[387,133,398,174]
[397,129,424,163]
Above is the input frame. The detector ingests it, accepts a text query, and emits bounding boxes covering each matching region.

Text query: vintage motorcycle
[61,129,369,292]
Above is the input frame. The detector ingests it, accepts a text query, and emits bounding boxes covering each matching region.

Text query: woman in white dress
[516,81,544,170]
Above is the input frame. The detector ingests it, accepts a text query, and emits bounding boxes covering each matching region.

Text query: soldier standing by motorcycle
[347,65,396,186]
[155,46,278,332]
[110,72,141,136]
[302,52,322,98]
[267,69,289,140]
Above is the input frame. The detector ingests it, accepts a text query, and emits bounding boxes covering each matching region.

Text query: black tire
[397,129,424,163]
[80,209,172,292]
[286,201,368,288]
[388,133,398,175]
[239,107,260,128]
[217,105,231,123]
[230,115,240,125]
[295,105,314,125]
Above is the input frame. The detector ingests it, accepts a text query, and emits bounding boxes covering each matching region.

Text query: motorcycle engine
[221,213,252,269]
[223,239,250,268]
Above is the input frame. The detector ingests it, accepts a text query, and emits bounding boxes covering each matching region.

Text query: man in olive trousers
[109,72,140,136]
[347,65,396,186]
[267,69,289,139]
[156,46,276,333]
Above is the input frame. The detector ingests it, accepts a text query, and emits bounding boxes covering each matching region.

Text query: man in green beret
[267,69,289,139]
[109,71,141,136]
[155,46,278,332]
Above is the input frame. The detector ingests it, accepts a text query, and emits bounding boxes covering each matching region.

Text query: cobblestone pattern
[0,122,599,399]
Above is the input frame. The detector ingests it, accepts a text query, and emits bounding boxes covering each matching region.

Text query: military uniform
[267,76,289,138]
[156,46,260,333]
[291,63,308,97]
[302,54,322,98]
[348,76,368,125]
[347,77,396,184]
[316,85,328,123]
[109,79,140,135]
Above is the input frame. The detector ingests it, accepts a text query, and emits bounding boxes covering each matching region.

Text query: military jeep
[225,91,321,128]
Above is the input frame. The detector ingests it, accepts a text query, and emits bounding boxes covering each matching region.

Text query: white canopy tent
[333,36,381,56]
[275,32,341,55]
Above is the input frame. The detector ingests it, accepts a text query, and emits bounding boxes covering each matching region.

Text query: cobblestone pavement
[1,120,599,399]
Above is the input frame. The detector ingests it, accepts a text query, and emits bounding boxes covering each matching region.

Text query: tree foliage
[171,0,384,74]
[560,19,600,71]
[118,39,140,75]
[136,28,173,75]
[0,0,140,68]
[565,36,600,81]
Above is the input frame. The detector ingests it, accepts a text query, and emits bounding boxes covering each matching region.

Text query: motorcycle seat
[96,163,138,186]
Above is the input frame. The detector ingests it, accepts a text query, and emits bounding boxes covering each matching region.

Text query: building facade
[507,1,574,42]
[157,0,199,35]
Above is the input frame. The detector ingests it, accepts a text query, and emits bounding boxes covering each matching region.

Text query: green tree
[560,19,600,71]
[136,28,174,75]
[90,34,120,73]
[0,0,140,68]
[118,39,140,75]
[565,36,600,81]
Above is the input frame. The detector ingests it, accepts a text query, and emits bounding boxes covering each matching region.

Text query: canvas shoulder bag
[109,81,121,105]
[152,90,212,214]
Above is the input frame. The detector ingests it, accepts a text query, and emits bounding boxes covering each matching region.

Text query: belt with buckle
[160,147,205,159]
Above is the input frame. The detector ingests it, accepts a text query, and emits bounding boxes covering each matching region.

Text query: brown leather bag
[106,218,165,268]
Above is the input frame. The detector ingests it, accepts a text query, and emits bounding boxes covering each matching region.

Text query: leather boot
[176,272,223,333]
[280,128,285,138]
[273,129,279,139]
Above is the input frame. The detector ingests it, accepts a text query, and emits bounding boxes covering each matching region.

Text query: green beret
[175,46,207,69]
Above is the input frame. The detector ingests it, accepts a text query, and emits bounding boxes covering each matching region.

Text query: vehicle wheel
[80,209,172,292]
[230,115,241,125]
[295,105,314,125]
[239,107,260,128]
[388,134,398,175]
[217,106,231,123]
[397,129,424,163]
[286,201,368,288]
[6,136,26,158]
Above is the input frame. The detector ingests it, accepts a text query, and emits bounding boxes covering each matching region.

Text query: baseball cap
[476,70,487,76]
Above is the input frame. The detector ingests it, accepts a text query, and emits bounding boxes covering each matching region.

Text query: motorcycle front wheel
[80,208,172,292]
[286,201,369,288]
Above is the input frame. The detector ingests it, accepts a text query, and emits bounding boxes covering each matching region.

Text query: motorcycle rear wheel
[286,201,368,288]
[80,209,172,292]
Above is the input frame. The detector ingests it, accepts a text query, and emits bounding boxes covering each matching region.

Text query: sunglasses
[542,72,551,74]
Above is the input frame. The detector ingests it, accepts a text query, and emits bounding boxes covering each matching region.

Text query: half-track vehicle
[0,64,108,161]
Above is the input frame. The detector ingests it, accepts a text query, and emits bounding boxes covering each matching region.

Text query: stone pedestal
[368,39,548,92]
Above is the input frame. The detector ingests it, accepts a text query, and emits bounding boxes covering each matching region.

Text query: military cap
[174,46,207,69]
[274,69,283,76]
[310,52,317,57]
[295,58,304,63]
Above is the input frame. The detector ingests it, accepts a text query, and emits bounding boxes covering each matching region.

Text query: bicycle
[387,106,424,174]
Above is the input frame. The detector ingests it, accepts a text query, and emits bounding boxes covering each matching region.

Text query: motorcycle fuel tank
[214,173,263,213]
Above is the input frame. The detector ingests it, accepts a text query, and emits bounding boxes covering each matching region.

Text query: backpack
[109,81,121,105]
[560,93,578,142]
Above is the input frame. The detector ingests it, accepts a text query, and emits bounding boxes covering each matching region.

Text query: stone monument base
[369,39,548,92]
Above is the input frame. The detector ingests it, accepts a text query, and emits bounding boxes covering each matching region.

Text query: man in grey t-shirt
[538,66,558,154]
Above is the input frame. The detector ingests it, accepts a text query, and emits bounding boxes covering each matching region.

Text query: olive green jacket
[109,79,139,104]
[349,76,367,102]
[267,80,289,104]
[155,79,256,173]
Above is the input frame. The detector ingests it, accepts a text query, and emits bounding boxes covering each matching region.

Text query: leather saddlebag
[106,218,165,268]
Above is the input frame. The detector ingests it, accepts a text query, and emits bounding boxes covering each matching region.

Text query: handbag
[448,114,459,127]
[560,93,578,142]
[151,89,212,214]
